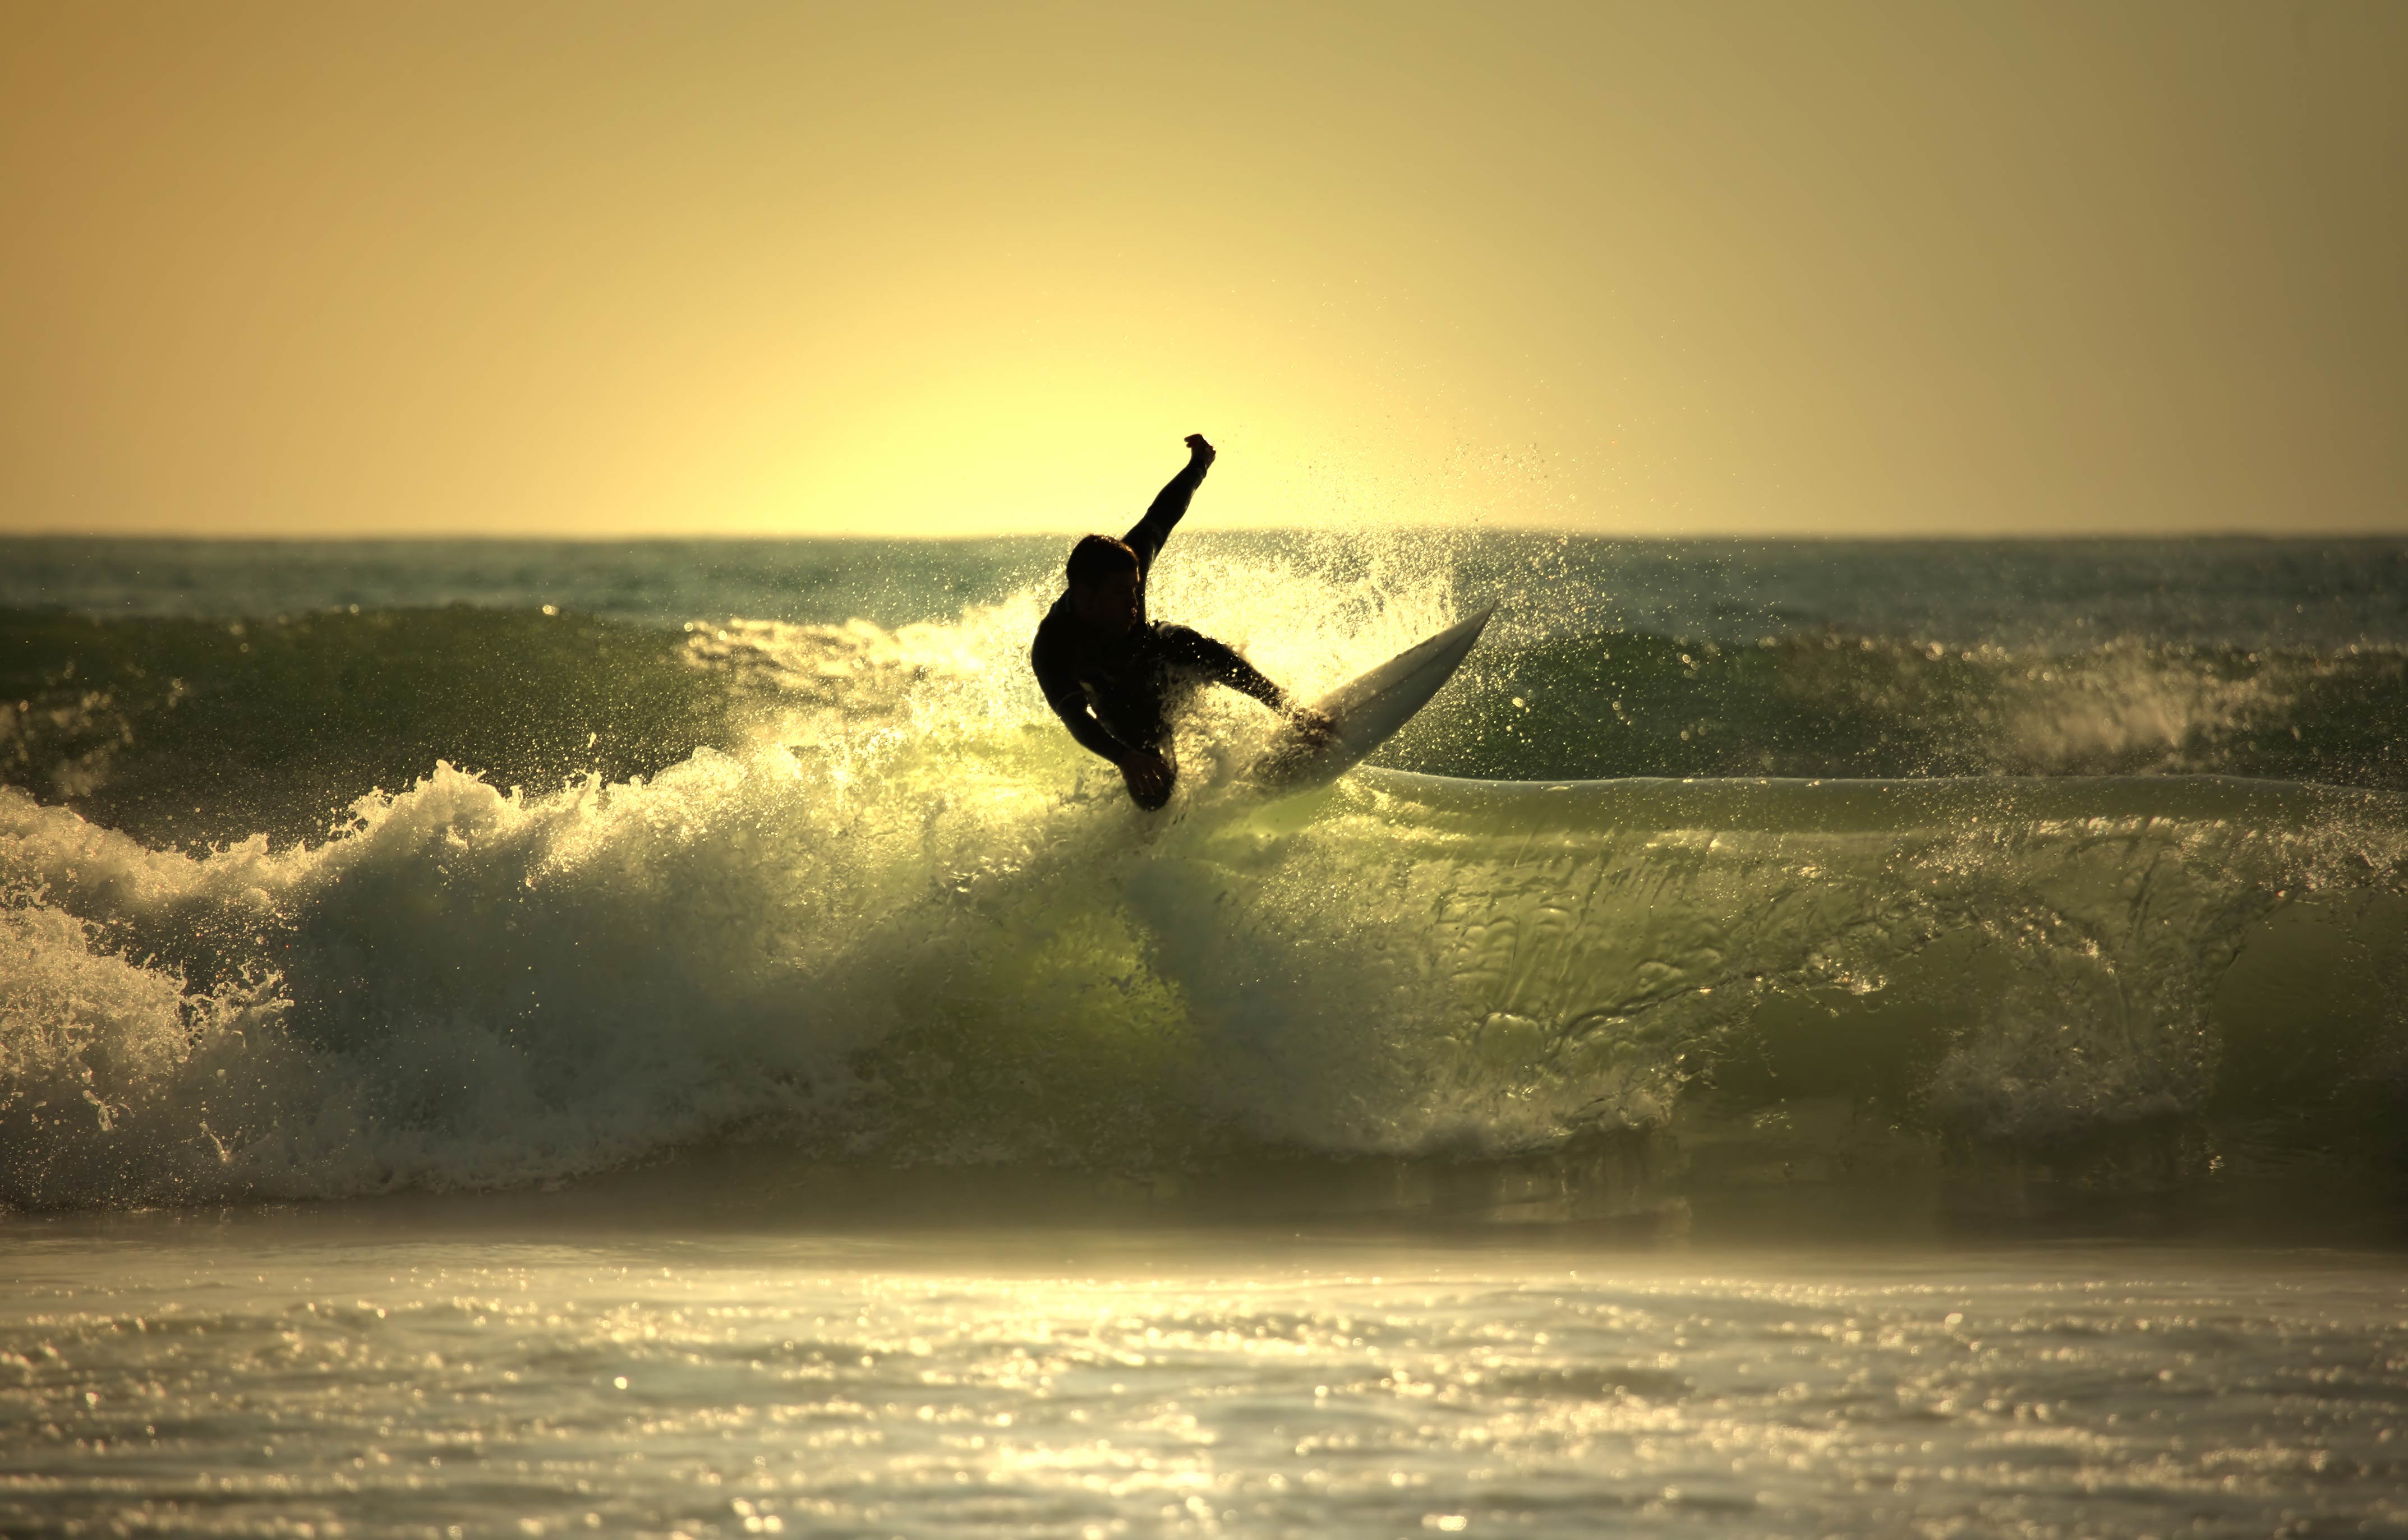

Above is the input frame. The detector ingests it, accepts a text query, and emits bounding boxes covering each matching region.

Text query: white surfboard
[1247,603,1496,795]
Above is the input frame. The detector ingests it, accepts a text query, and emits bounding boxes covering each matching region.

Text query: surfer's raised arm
[1030,430,1326,810]
[1120,434,1215,573]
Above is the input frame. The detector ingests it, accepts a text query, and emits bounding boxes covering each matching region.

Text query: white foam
[3,549,2400,1207]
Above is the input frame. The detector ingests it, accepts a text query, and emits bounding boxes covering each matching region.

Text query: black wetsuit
[1030,451,1288,808]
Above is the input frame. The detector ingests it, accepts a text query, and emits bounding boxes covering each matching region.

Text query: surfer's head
[1066,535,1143,634]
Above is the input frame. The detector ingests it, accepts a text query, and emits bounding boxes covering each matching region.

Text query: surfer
[1031,434,1328,809]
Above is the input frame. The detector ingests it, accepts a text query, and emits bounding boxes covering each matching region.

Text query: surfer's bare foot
[1184,433,1215,465]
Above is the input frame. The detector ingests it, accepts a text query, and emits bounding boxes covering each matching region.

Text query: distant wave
[6,604,2405,855]
[1387,629,2408,787]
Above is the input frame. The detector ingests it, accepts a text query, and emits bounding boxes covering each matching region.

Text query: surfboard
[1247,603,1496,795]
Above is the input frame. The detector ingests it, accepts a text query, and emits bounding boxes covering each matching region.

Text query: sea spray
[3,536,2407,1210]
[6,750,2404,1209]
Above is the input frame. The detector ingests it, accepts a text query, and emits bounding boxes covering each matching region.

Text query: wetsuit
[1030,451,1290,808]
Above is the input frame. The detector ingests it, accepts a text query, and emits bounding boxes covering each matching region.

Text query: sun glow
[4,1,2404,537]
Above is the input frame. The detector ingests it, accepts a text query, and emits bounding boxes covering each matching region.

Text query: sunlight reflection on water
[4,1223,2404,1537]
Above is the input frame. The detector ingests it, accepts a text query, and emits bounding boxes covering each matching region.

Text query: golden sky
[3,1,2403,537]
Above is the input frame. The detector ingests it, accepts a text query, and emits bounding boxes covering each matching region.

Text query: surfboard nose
[1249,603,1498,795]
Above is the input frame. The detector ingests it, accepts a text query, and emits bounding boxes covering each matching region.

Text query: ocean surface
[3,533,2406,1536]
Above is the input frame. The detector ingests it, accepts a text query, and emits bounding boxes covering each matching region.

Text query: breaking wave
[4,540,2407,1211]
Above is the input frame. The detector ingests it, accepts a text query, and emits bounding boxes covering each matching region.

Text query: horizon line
[3,526,2403,545]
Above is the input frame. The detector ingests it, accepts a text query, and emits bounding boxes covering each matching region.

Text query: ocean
[3,533,2405,1536]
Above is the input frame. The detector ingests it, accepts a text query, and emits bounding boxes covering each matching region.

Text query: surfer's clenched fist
[1120,747,1173,804]
[1030,434,1301,810]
